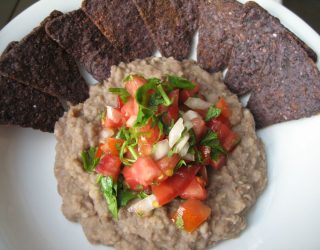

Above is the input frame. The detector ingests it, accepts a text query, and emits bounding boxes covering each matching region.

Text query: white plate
[1,0,320,249]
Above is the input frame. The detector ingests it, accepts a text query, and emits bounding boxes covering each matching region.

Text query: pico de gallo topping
[80,74,240,232]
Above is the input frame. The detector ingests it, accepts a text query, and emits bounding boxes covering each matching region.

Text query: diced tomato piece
[222,131,240,152]
[208,119,240,152]
[95,142,113,158]
[172,199,211,232]
[123,156,163,187]
[210,154,226,170]
[120,97,139,120]
[95,143,105,158]
[106,138,124,156]
[214,114,231,128]
[215,98,231,118]
[125,75,147,97]
[103,107,125,129]
[138,122,162,144]
[123,169,149,191]
[157,154,181,177]
[96,154,122,181]
[152,165,200,206]
[160,89,180,124]
[180,177,207,200]
[207,119,231,143]
[117,96,124,109]
[138,143,153,156]
[191,117,207,140]
[180,83,200,103]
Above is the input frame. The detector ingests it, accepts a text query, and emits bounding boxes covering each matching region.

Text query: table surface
[0,0,319,34]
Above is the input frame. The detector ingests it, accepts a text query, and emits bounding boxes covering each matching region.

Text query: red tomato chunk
[180,177,207,200]
[152,165,200,206]
[123,156,163,187]
[138,122,162,144]
[191,117,207,140]
[180,83,200,103]
[125,75,147,96]
[103,107,124,129]
[120,97,139,119]
[156,154,181,177]
[161,89,180,124]
[96,154,122,181]
[172,199,211,232]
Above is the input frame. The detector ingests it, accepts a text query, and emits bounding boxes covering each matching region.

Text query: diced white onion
[126,115,137,127]
[179,142,190,157]
[99,128,114,143]
[106,106,115,119]
[168,118,184,148]
[184,97,211,110]
[153,139,170,160]
[128,194,158,214]
[174,134,190,154]
[183,120,193,131]
[183,153,195,161]
[182,110,201,121]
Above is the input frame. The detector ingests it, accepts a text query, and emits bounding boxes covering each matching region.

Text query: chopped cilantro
[98,175,149,219]
[157,84,172,106]
[195,148,203,163]
[188,129,197,147]
[200,130,225,160]
[205,106,221,121]
[116,126,131,141]
[200,130,219,147]
[117,186,148,207]
[99,176,119,219]
[109,87,130,103]
[134,106,155,127]
[123,74,135,82]
[149,91,165,107]
[127,145,138,161]
[211,149,224,161]
[166,75,195,90]
[135,80,157,106]
[175,159,187,172]
[81,147,100,172]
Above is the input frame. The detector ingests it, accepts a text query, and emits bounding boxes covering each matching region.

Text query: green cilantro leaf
[195,148,203,164]
[210,149,224,161]
[118,188,148,207]
[134,106,155,127]
[175,159,187,172]
[123,74,134,82]
[166,75,195,90]
[200,130,219,147]
[81,147,100,172]
[189,129,197,147]
[205,106,221,121]
[99,176,119,219]
[149,91,165,107]
[109,87,130,103]
[116,126,130,140]
[135,80,158,106]
[200,130,226,159]
[157,84,172,106]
